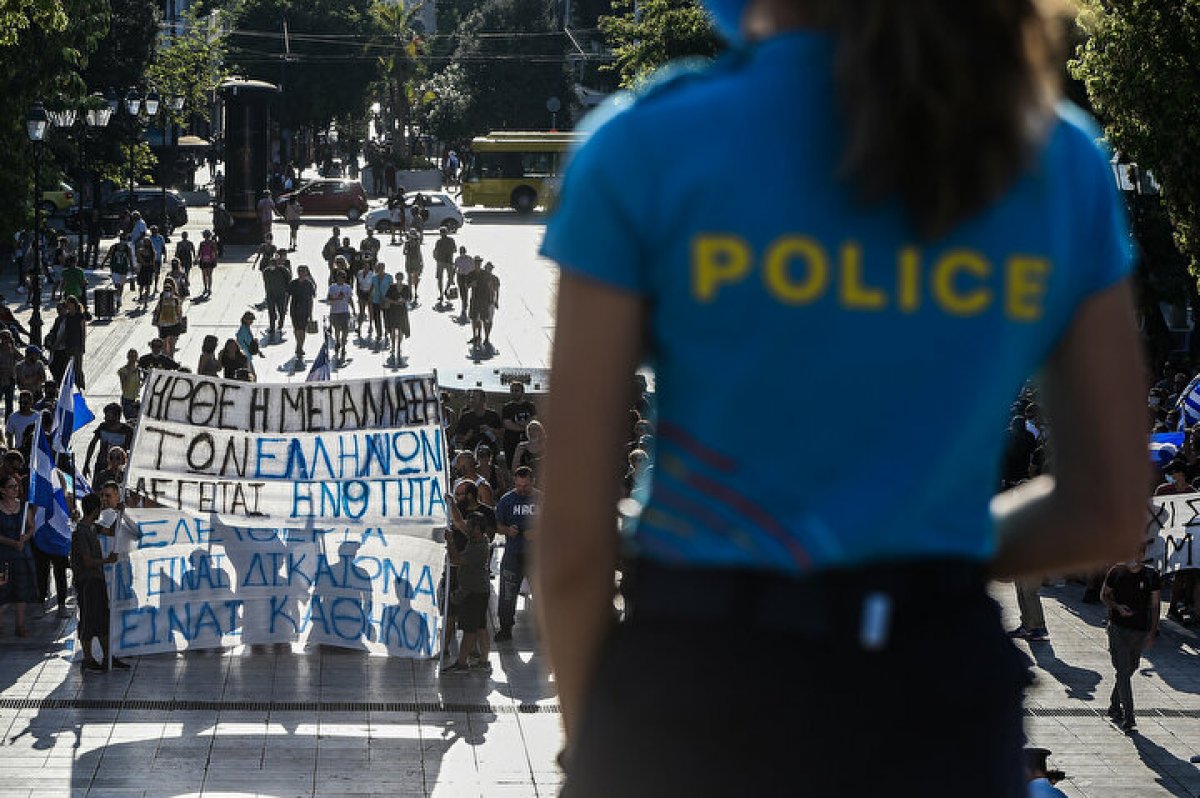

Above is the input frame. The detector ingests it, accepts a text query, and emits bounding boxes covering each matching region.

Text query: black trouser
[371,302,384,339]
[1108,623,1147,721]
[33,543,69,609]
[266,291,288,333]
[563,560,1027,798]
[498,550,525,631]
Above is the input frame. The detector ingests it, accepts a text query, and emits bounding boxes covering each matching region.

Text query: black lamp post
[83,93,113,267]
[123,88,142,212]
[26,103,48,345]
[161,94,184,232]
[45,107,78,253]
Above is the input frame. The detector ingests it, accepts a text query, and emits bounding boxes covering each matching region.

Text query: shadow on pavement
[1129,730,1199,798]
[1026,641,1103,701]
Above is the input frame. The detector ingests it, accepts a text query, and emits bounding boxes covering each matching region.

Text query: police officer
[536,0,1147,795]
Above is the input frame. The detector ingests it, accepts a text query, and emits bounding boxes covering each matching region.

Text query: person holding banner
[537,0,1148,793]
[0,474,37,636]
[72,492,128,672]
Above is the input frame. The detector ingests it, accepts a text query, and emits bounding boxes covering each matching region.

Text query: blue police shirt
[540,31,1134,574]
[495,488,541,558]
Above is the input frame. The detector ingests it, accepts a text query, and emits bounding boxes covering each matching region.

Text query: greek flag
[1177,374,1200,430]
[50,357,94,456]
[28,416,72,557]
[1151,432,1185,472]
[306,336,332,382]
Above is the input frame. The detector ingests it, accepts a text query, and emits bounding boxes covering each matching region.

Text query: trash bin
[94,287,116,319]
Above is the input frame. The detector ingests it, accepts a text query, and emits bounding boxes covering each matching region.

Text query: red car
[278,179,369,221]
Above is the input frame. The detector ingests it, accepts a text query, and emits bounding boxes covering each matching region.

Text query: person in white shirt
[326,269,355,363]
[4,391,37,449]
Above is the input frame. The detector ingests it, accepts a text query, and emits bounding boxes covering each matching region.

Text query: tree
[227,0,382,130]
[372,0,425,164]
[438,0,574,134]
[147,5,228,129]
[0,0,109,235]
[417,62,472,143]
[598,0,719,88]
[1071,1,1200,282]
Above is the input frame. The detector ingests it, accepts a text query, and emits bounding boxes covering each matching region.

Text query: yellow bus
[461,131,583,213]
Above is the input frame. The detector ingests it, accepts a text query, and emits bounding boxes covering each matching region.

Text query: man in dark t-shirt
[1102,553,1161,732]
[501,382,536,467]
[455,390,502,452]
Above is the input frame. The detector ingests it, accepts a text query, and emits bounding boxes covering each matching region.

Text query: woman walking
[382,271,411,366]
[197,230,218,297]
[153,279,185,358]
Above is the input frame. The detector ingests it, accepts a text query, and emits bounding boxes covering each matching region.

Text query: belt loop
[859,592,893,652]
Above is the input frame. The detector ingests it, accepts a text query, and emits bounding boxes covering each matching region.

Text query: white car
[364,191,465,234]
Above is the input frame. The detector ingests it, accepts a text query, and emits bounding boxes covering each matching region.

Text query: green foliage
[372,0,426,162]
[1071,1,1200,284]
[0,0,110,235]
[417,62,472,142]
[432,0,573,136]
[227,0,381,129]
[599,0,719,88]
[147,5,228,126]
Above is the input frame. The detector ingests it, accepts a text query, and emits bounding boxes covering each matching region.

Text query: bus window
[522,151,554,178]
[478,152,524,179]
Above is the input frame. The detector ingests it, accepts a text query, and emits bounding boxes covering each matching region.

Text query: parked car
[277,178,369,221]
[65,187,189,234]
[364,192,465,234]
[41,181,76,214]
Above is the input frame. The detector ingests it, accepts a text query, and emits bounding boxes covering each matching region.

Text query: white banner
[1148,493,1200,573]
[117,372,450,658]
[109,510,444,656]
[128,372,447,521]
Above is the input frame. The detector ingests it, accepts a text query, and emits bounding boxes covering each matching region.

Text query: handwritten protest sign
[111,510,443,656]
[1147,493,1200,573]
[115,372,449,657]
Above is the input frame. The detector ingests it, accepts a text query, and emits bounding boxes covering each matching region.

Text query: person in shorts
[432,227,456,306]
[441,511,492,675]
[134,237,155,303]
[470,262,500,353]
[100,234,133,308]
[326,269,355,363]
[403,230,424,305]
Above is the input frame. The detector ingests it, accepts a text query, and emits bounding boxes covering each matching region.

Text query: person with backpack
[322,227,341,272]
[99,234,133,309]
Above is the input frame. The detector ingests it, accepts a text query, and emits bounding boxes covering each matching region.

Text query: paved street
[1,206,1200,796]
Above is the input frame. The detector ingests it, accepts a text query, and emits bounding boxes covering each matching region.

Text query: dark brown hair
[833,0,1063,238]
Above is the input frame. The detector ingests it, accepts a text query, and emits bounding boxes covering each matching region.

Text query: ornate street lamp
[123,89,142,207]
[26,103,48,345]
[82,92,113,266]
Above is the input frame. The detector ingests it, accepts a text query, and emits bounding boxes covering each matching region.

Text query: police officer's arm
[537,272,639,744]
[991,281,1147,578]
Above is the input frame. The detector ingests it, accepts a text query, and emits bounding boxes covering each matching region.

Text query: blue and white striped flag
[1177,374,1200,430]
[50,357,94,457]
[1151,432,1185,472]
[305,336,332,382]
[28,416,72,557]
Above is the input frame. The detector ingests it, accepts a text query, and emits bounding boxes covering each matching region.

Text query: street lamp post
[26,103,48,346]
[124,89,142,213]
[162,94,184,233]
[45,107,78,253]
[83,92,113,267]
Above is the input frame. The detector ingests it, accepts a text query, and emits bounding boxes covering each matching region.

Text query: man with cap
[1024,748,1067,797]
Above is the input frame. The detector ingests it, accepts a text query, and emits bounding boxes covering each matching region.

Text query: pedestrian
[440,511,493,675]
[1102,546,1161,733]
[433,227,456,306]
[382,271,411,366]
[220,338,250,380]
[82,403,133,480]
[257,190,277,242]
[322,227,341,272]
[360,227,381,262]
[285,199,302,250]
[100,234,132,309]
[288,265,317,360]
[58,296,86,389]
[152,280,184,358]
[501,381,537,467]
[14,347,47,401]
[470,262,500,353]
[128,210,146,245]
[536,0,1147,791]
[72,492,129,672]
[494,466,540,643]
[355,260,374,338]
[148,225,165,293]
[403,230,424,305]
[197,230,218,297]
[453,247,475,321]
[137,338,184,373]
[93,448,127,498]
[236,312,260,377]
[61,255,87,313]
[197,334,220,377]
[116,349,141,420]
[326,269,355,364]
[134,237,155,303]
[0,473,37,636]
[166,259,189,298]
[261,251,292,341]
[0,331,17,421]
[174,230,195,280]
[368,261,393,346]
